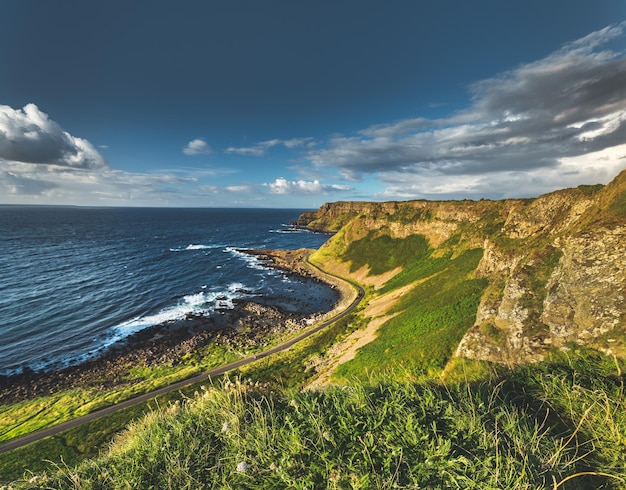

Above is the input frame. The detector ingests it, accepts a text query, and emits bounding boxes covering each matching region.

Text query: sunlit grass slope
[11,352,626,489]
[310,223,489,384]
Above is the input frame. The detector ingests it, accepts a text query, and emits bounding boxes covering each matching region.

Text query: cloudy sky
[1,1,625,207]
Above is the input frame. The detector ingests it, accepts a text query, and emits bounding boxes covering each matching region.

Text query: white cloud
[0,104,106,169]
[0,104,211,206]
[272,137,313,149]
[305,22,626,198]
[225,185,252,193]
[265,177,352,195]
[225,146,266,157]
[376,144,626,201]
[183,138,212,155]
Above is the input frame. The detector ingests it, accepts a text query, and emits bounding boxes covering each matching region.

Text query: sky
[1,1,626,208]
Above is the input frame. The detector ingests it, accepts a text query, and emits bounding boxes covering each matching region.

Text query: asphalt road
[0,260,364,454]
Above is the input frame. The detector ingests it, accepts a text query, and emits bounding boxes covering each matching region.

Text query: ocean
[0,206,335,376]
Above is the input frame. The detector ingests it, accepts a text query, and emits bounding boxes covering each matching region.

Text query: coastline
[0,248,346,405]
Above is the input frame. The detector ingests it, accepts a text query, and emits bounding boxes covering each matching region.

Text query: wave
[0,208,335,376]
[269,228,299,234]
[1,282,254,376]
[224,247,269,271]
[105,282,250,345]
[269,226,313,234]
[270,225,330,235]
[169,243,225,252]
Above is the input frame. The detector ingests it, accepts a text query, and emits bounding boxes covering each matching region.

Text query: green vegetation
[0,310,365,483]
[324,225,487,384]
[577,183,605,196]
[0,344,240,446]
[334,248,487,384]
[0,375,230,482]
[0,397,150,480]
[387,204,432,224]
[237,312,365,389]
[610,189,626,217]
[9,352,626,489]
[340,232,433,277]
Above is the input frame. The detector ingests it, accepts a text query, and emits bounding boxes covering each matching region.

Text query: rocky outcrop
[541,228,626,350]
[299,169,626,365]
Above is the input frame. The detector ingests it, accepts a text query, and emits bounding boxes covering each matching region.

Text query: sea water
[0,206,334,375]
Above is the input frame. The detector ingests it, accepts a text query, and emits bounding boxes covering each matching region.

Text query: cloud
[0,105,204,205]
[0,103,106,169]
[265,177,352,195]
[375,143,626,201]
[225,185,252,193]
[225,146,266,157]
[183,138,212,155]
[305,22,626,198]
[2,170,58,196]
[226,137,312,157]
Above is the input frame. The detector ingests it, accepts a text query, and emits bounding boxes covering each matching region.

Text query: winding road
[0,259,364,455]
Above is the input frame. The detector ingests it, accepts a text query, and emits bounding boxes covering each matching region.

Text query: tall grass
[10,352,626,489]
[0,344,240,445]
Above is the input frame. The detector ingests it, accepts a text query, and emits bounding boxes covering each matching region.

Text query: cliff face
[302,170,626,365]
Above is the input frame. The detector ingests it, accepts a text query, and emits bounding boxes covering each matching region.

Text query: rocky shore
[0,249,339,405]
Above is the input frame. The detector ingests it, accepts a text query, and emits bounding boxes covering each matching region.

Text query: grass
[340,232,432,276]
[8,351,626,489]
[237,311,366,389]
[332,248,487,384]
[0,251,362,481]
[0,344,241,446]
[0,308,366,483]
[0,374,233,483]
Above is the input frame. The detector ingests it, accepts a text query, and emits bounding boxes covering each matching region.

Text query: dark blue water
[0,207,334,376]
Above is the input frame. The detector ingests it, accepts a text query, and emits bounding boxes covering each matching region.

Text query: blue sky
[1,1,625,207]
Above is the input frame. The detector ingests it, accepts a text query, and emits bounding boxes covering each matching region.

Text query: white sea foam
[270,226,321,235]
[269,229,298,234]
[8,280,257,375]
[106,282,249,344]
[170,243,224,252]
[225,247,269,271]
[228,282,246,293]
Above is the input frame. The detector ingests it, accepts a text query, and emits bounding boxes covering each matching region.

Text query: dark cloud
[226,138,313,157]
[0,104,106,169]
[305,22,626,196]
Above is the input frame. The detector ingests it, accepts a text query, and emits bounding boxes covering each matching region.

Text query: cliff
[301,169,626,366]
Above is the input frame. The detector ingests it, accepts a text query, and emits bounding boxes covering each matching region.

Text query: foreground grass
[8,351,626,489]
[0,311,363,483]
[0,344,241,445]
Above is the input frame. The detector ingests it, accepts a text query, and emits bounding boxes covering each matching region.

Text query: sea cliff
[297,169,626,366]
